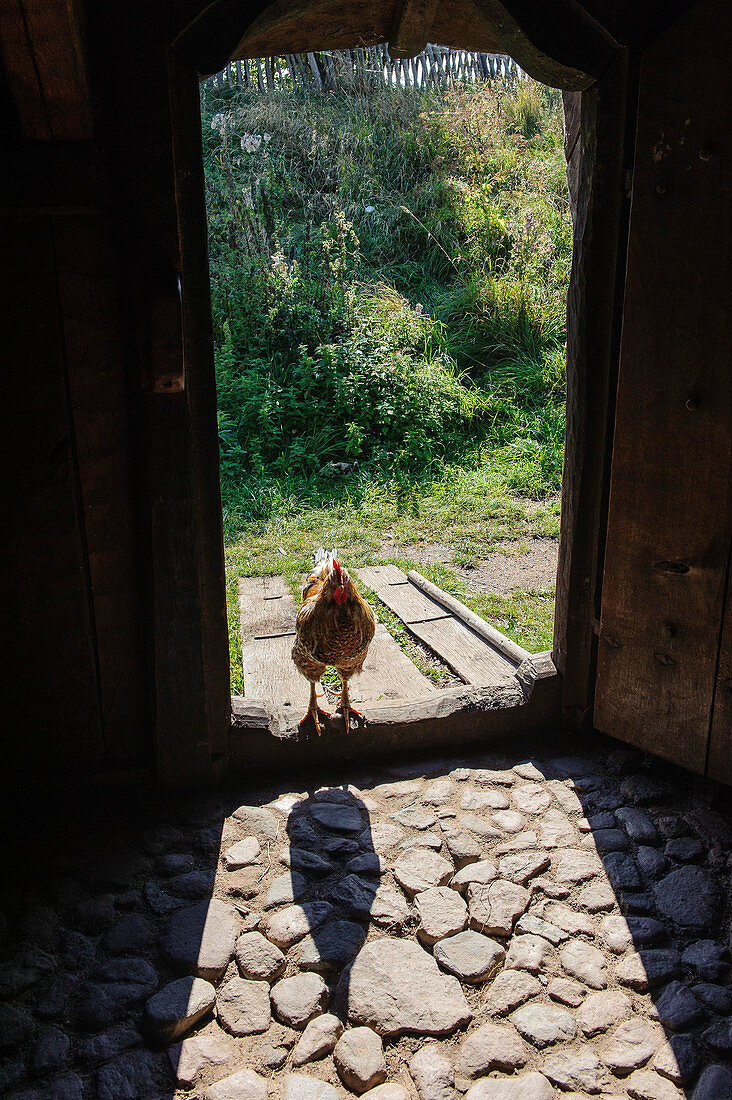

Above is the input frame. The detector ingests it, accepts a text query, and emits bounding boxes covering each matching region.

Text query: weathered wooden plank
[707,554,732,786]
[359,565,517,686]
[238,575,299,639]
[18,0,93,139]
[594,0,731,774]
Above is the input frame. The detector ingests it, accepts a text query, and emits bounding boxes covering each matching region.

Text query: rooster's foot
[336,703,366,731]
[298,707,331,737]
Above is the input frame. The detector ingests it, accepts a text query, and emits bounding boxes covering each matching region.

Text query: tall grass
[202,75,570,508]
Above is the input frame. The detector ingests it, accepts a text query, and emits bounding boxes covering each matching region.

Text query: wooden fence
[204,45,523,93]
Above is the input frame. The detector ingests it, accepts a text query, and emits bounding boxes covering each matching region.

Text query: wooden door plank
[238,575,299,637]
[594,0,731,773]
[358,565,518,686]
[348,625,437,705]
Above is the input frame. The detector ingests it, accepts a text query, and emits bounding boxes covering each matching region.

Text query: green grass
[202,73,568,693]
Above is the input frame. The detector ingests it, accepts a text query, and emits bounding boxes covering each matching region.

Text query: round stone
[204,1068,268,1100]
[468,880,529,937]
[159,899,240,981]
[577,990,631,1036]
[217,976,271,1035]
[292,1014,344,1066]
[143,977,215,1043]
[370,886,411,929]
[559,939,607,989]
[262,903,333,950]
[347,938,472,1037]
[409,1044,455,1100]
[415,887,468,946]
[451,861,497,893]
[334,1027,387,1093]
[461,790,510,811]
[656,981,706,1030]
[551,849,602,883]
[231,805,280,840]
[491,811,526,832]
[433,931,505,984]
[600,1018,663,1073]
[654,867,721,930]
[223,836,261,869]
[235,932,286,982]
[464,1071,555,1100]
[600,914,633,953]
[271,973,329,1029]
[512,784,552,814]
[510,1003,576,1047]
[298,920,367,973]
[544,1047,609,1093]
[310,803,363,832]
[461,1022,528,1075]
[394,849,454,898]
[498,851,550,885]
[482,969,541,1015]
[504,934,552,974]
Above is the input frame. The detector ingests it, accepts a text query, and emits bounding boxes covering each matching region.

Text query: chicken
[292,549,376,734]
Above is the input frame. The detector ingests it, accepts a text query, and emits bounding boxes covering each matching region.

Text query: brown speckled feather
[292,567,375,685]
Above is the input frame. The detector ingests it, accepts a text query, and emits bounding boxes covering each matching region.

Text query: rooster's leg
[337,678,364,732]
[298,681,331,736]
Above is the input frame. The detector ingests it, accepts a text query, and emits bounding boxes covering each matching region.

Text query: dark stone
[692,983,732,1014]
[139,825,184,855]
[626,916,666,944]
[12,1072,84,1100]
[158,853,195,877]
[61,930,95,971]
[309,804,363,833]
[587,813,616,829]
[619,892,654,913]
[615,806,659,843]
[166,869,216,899]
[590,828,627,852]
[636,846,669,879]
[619,774,668,803]
[116,890,142,910]
[103,914,154,955]
[604,852,640,889]
[76,959,158,1031]
[692,1064,732,1099]
[22,908,60,952]
[585,789,624,812]
[35,974,78,1020]
[703,1018,732,1054]
[96,1048,168,1100]
[143,882,184,914]
[665,838,704,862]
[656,815,686,838]
[0,1059,25,1092]
[74,895,115,932]
[0,1004,33,1051]
[289,820,321,848]
[655,867,722,930]
[330,875,377,916]
[77,1023,142,1068]
[193,826,222,853]
[32,1026,70,1075]
[657,1034,702,1085]
[656,981,706,1030]
[322,837,359,857]
[682,940,727,981]
[287,849,333,877]
[298,921,367,973]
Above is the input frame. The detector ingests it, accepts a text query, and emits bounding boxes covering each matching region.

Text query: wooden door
[594,0,731,779]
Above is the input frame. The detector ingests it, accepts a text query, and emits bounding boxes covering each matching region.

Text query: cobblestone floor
[2,738,731,1100]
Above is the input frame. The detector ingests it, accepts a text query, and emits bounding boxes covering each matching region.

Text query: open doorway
[199,48,569,713]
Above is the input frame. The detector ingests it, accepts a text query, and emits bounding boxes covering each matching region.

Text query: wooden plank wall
[594,0,731,777]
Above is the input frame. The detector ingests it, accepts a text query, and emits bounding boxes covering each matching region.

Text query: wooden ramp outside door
[237,576,437,725]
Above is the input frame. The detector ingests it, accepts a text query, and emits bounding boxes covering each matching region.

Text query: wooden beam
[389,0,439,58]
[0,143,102,214]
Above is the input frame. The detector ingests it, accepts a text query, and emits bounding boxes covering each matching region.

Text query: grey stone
[616,807,659,844]
[461,1021,528,1075]
[600,1018,663,1073]
[442,829,482,869]
[334,1027,387,1093]
[97,1049,163,1100]
[504,934,552,974]
[365,822,405,852]
[224,836,261,869]
[451,861,497,893]
[370,886,411,929]
[665,837,703,862]
[692,1065,732,1100]
[298,920,367,973]
[577,882,616,910]
[236,931,286,982]
[169,1033,231,1086]
[271,972,329,1028]
[703,1017,732,1054]
[282,848,333,877]
[498,851,550,885]
[615,949,681,990]
[625,1068,684,1100]
[347,938,472,1036]
[233,805,281,839]
[620,774,667,803]
[282,1073,341,1100]
[363,1084,408,1100]
[461,790,510,811]
[32,1026,70,1075]
[636,845,669,879]
[543,1047,609,1093]
[627,916,667,944]
[310,803,363,832]
[482,969,541,1015]
[538,810,577,848]
[331,874,378,915]
[217,976,271,1035]
[434,931,505,984]
[514,913,568,945]
[653,1034,703,1085]
[400,832,443,851]
[513,762,545,781]
[511,1003,576,1047]
[494,831,539,854]
[559,939,607,989]
[512,784,552,814]
[205,1067,269,1100]
[263,871,309,909]
[415,887,468,946]
[262,902,333,949]
[682,939,727,980]
[588,828,629,852]
[76,958,159,1031]
[74,894,115,931]
[292,1013,344,1065]
[347,853,387,876]
[393,808,437,829]
[551,849,602,883]
[410,1044,455,1100]
[143,976,215,1042]
[450,768,471,782]
[656,981,705,1030]
[423,780,456,805]
[468,880,529,937]
[264,1044,289,1069]
[160,899,240,981]
[542,902,594,936]
[599,914,633,953]
[394,849,454,897]
[460,815,502,839]
[102,913,154,955]
[577,990,632,1036]
[491,810,526,832]
[692,982,732,1012]
[547,977,585,1006]
[464,1073,555,1100]
[654,867,721,930]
